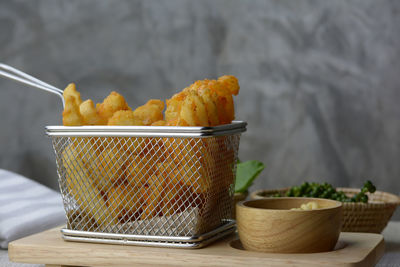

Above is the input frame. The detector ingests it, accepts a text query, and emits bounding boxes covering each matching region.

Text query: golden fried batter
[63,83,82,107]
[141,182,162,219]
[97,91,131,122]
[151,120,167,126]
[165,91,186,126]
[165,75,239,126]
[217,75,240,95]
[60,75,240,222]
[62,144,117,226]
[63,96,84,126]
[108,110,143,126]
[107,183,143,220]
[132,99,165,126]
[80,99,106,125]
[126,155,156,187]
[161,138,212,193]
[197,87,219,126]
[180,90,209,126]
[89,147,128,191]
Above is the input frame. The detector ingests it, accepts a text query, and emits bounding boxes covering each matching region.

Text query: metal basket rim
[45,121,247,137]
[60,219,236,244]
[61,220,236,249]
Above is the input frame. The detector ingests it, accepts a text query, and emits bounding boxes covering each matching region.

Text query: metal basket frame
[47,121,246,248]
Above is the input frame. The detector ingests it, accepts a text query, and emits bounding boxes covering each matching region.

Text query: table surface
[2,221,400,267]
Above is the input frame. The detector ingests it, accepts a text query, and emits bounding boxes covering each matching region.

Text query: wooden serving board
[8,227,384,267]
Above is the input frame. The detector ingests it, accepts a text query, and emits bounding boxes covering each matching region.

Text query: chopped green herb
[277,180,376,203]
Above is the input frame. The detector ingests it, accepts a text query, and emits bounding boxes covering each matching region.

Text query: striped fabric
[0,169,65,249]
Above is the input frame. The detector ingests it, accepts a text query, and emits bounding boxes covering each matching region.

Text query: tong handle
[0,63,65,108]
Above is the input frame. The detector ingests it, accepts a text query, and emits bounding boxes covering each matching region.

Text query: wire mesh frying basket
[46,122,246,248]
[0,63,246,248]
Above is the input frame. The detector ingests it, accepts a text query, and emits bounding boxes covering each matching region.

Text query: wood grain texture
[8,227,384,267]
[237,198,342,253]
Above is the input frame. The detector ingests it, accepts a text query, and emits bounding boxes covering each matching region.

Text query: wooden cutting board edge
[8,227,385,267]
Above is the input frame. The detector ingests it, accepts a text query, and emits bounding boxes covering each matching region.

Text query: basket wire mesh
[47,123,245,247]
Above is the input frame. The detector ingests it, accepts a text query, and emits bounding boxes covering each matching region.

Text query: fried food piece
[132,99,165,126]
[66,137,98,168]
[180,90,209,126]
[63,86,132,126]
[126,155,157,187]
[124,137,168,161]
[123,138,168,193]
[217,75,240,95]
[141,182,163,219]
[165,90,204,126]
[61,75,238,127]
[203,79,235,124]
[108,110,143,126]
[161,138,213,193]
[62,84,85,126]
[107,183,144,220]
[63,96,84,126]
[80,99,107,125]
[63,83,82,107]
[89,147,128,191]
[62,143,86,175]
[195,76,239,123]
[165,75,239,126]
[196,87,219,126]
[122,137,151,155]
[163,138,204,162]
[165,91,186,125]
[108,136,158,161]
[62,144,117,226]
[144,171,195,217]
[151,120,167,126]
[161,181,193,216]
[97,91,131,123]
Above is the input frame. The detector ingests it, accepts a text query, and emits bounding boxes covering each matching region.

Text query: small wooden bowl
[236,198,342,253]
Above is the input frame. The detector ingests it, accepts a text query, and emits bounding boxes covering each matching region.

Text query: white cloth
[0,169,65,249]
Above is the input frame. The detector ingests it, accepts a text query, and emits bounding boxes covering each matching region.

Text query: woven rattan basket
[250,187,400,233]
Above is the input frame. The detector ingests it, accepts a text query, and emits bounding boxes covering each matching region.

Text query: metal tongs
[0,63,65,108]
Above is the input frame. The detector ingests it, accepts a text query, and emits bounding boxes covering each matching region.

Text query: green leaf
[235,160,265,193]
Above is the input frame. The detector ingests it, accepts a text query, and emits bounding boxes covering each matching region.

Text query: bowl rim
[237,197,342,212]
[250,187,400,205]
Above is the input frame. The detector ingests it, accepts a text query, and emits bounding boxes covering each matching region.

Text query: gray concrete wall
[1,0,399,209]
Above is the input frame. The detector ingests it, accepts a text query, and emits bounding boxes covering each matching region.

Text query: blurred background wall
[1,0,399,212]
